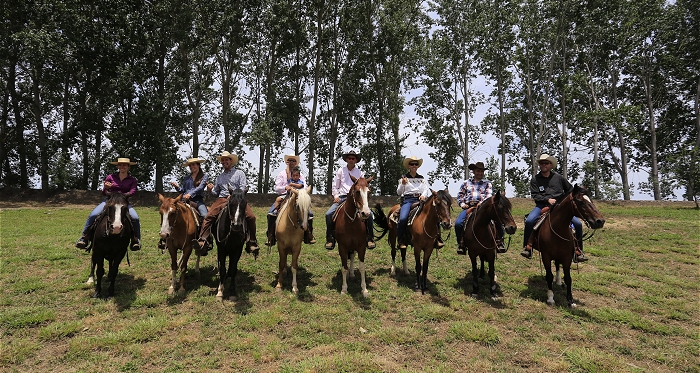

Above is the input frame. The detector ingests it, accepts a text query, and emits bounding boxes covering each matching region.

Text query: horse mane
[106,192,128,207]
[295,188,311,219]
[436,189,453,208]
[492,191,511,211]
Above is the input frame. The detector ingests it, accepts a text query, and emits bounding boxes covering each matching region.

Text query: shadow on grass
[327,269,374,308]
[452,271,508,309]
[521,275,592,311]
[107,274,146,311]
[267,265,318,302]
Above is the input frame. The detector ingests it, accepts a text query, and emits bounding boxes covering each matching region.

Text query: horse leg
[414,248,422,291]
[401,246,408,275]
[106,258,121,298]
[177,246,193,295]
[228,248,242,301]
[168,248,178,295]
[420,249,432,295]
[488,255,497,298]
[194,253,201,276]
[92,258,104,298]
[469,253,480,296]
[216,249,226,300]
[276,249,287,292]
[291,248,299,294]
[555,262,563,287]
[544,258,555,305]
[390,245,397,276]
[357,248,368,297]
[563,263,575,307]
[348,251,355,278]
[479,257,486,279]
[87,261,96,284]
[340,251,349,295]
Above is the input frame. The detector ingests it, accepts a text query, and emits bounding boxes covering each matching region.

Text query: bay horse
[90,192,132,298]
[530,185,605,307]
[158,193,202,295]
[374,189,453,294]
[333,175,373,297]
[213,187,248,301]
[275,186,312,294]
[462,191,517,298]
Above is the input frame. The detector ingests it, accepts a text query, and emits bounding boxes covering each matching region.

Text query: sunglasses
[409,162,419,166]
[287,160,297,163]
[346,157,356,161]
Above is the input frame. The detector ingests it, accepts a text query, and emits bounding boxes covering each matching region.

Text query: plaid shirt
[457,178,493,207]
[211,167,247,198]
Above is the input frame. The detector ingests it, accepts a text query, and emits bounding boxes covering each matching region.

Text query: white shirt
[332,166,363,198]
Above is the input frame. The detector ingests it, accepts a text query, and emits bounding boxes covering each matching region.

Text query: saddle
[388,201,423,226]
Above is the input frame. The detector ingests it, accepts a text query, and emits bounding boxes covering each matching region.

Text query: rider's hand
[183,194,191,200]
[170,181,178,188]
[401,176,408,185]
[206,183,214,191]
[548,198,556,205]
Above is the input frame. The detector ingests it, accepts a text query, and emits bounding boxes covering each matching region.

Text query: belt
[403,194,421,198]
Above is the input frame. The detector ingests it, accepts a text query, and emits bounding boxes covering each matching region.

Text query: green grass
[0,199,698,372]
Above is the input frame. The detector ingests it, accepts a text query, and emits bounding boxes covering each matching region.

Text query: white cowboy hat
[284,154,300,165]
[537,154,558,169]
[402,155,423,169]
[216,151,239,165]
[342,150,362,163]
[182,157,207,167]
[109,157,137,165]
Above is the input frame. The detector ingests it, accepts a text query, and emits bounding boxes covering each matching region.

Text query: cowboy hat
[109,157,137,165]
[537,154,557,169]
[342,150,362,162]
[216,151,239,165]
[468,162,487,170]
[182,157,207,167]
[402,155,423,169]
[284,154,300,165]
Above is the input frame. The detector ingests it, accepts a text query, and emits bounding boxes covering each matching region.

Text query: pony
[158,193,202,295]
[90,192,133,298]
[275,186,312,294]
[333,175,373,296]
[530,185,605,307]
[374,189,453,294]
[213,187,248,301]
[461,191,517,298]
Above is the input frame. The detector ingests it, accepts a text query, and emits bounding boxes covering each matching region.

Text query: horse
[530,185,605,307]
[275,186,312,294]
[461,191,517,298]
[333,175,373,296]
[374,189,453,294]
[90,192,133,298]
[213,187,248,301]
[158,193,202,295]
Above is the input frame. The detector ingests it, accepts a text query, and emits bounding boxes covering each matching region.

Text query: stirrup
[324,241,334,250]
[367,240,376,249]
[520,246,532,259]
[75,238,88,250]
[193,239,208,256]
[130,239,141,251]
[496,242,507,254]
[456,246,466,255]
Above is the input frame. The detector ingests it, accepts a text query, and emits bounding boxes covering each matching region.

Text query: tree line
[1,0,698,201]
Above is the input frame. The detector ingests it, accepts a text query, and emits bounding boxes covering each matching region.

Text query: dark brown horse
[462,191,517,298]
[90,192,132,298]
[213,188,248,301]
[333,176,373,296]
[158,194,201,295]
[275,186,312,294]
[531,185,605,307]
[374,189,453,294]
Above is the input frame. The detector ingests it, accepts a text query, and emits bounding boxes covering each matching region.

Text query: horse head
[349,175,374,221]
[105,192,129,236]
[288,186,312,230]
[158,193,182,238]
[492,190,517,235]
[227,187,247,232]
[433,188,453,230]
[571,185,605,229]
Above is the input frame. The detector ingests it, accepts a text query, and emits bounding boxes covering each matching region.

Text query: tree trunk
[31,67,49,192]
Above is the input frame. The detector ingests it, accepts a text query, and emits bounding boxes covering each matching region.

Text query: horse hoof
[91,292,101,299]
[229,295,237,301]
[569,302,577,308]
[177,288,186,296]
[292,287,298,294]
[341,289,348,295]
[168,287,175,295]
[491,295,499,301]
[86,278,94,285]
[547,299,555,306]
[275,285,282,292]
[362,290,369,297]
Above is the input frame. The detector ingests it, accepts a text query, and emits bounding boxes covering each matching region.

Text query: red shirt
[102,173,138,197]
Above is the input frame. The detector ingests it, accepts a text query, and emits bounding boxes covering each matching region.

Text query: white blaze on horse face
[359,187,371,216]
[583,195,591,203]
[160,207,174,237]
[112,203,124,234]
[233,205,241,225]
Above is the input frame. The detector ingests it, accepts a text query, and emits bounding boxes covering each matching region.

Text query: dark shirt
[530,171,572,205]
[102,173,138,197]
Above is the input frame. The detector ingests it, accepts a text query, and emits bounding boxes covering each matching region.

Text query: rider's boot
[520,244,533,259]
[265,215,276,246]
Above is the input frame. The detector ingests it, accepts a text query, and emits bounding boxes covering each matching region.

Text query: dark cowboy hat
[342,150,362,162]
[468,162,487,170]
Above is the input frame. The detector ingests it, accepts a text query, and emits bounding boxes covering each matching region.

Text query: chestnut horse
[158,194,202,295]
[530,185,605,307]
[374,189,453,294]
[213,188,248,301]
[90,192,132,298]
[462,191,517,298]
[275,186,312,294]
[333,175,373,297]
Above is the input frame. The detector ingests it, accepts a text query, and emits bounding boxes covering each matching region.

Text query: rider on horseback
[324,150,376,250]
[521,154,587,262]
[193,151,259,256]
[75,157,141,251]
[454,161,505,255]
[396,156,432,249]
[158,157,209,251]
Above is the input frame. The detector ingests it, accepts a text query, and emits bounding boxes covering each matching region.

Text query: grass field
[1,198,698,372]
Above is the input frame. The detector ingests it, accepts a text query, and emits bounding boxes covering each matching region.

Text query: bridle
[343,184,368,222]
[421,194,450,240]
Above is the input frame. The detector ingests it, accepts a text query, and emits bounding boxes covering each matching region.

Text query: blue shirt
[177,172,210,202]
[211,167,247,198]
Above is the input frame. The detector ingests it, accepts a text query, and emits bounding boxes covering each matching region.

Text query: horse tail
[372,203,389,239]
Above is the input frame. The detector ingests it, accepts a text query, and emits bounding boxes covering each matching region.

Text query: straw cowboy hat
[182,157,207,167]
[402,155,423,169]
[537,154,558,169]
[284,154,300,164]
[342,150,362,162]
[216,151,239,165]
[468,162,487,170]
[109,157,137,165]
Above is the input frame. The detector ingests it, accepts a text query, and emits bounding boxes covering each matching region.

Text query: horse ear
[350,175,358,183]
[174,194,182,201]
[158,193,164,202]
[444,187,449,193]
[306,185,313,194]
[244,187,249,194]
[431,189,437,195]
[228,185,234,195]
[290,188,299,196]
[366,175,374,183]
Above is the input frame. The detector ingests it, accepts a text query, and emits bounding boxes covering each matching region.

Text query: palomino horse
[374,189,453,294]
[158,193,202,295]
[213,188,248,301]
[275,186,312,294]
[90,192,132,298]
[462,191,517,298]
[333,175,373,297]
[530,185,605,307]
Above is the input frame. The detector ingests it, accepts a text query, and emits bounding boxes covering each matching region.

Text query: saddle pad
[331,200,347,223]
[389,203,422,226]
